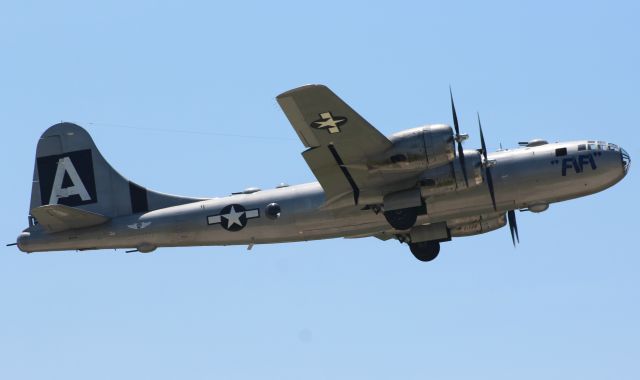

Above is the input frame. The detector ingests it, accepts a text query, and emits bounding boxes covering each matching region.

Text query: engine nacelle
[422,124,457,168]
[419,149,483,196]
[372,124,455,173]
[447,214,506,237]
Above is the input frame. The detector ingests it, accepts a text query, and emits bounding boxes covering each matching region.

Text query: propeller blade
[485,167,497,211]
[507,209,520,246]
[450,87,461,136]
[449,88,469,187]
[478,113,497,211]
[478,113,488,161]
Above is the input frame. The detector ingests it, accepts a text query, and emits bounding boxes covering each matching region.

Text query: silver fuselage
[17,140,629,253]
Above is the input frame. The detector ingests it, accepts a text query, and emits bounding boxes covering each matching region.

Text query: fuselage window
[555,147,567,156]
[578,144,586,151]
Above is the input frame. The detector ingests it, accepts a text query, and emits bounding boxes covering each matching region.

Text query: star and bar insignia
[207,204,260,232]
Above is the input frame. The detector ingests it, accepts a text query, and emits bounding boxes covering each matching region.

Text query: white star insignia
[223,205,244,228]
[206,204,261,231]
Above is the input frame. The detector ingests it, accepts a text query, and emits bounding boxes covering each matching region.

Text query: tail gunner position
[12,85,630,261]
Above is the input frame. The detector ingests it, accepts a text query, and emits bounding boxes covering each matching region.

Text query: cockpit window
[578,144,586,151]
[555,147,567,156]
[588,143,597,151]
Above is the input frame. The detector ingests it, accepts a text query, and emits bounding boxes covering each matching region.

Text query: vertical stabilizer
[30,122,204,218]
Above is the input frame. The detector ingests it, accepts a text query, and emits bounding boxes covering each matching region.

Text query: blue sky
[1,1,638,379]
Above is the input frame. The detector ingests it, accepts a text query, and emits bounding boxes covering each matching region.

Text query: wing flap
[30,204,110,233]
[302,147,356,207]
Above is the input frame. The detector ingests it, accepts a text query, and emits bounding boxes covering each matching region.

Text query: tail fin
[30,122,204,219]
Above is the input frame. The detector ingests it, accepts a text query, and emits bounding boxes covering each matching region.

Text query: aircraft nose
[620,147,631,174]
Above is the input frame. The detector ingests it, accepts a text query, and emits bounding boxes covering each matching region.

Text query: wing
[276,85,392,207]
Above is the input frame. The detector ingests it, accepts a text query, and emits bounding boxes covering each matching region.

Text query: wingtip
[276,84,329,99]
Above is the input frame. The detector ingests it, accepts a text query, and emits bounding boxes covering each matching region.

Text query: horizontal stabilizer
[30,204,110,233]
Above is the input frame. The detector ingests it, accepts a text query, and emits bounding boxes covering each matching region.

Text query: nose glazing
[620,147,631,174]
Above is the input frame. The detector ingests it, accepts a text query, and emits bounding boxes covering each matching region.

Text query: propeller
[477,113,520,246]
[477,113,497,211]
[507,210,520,246]
[449,88,469,187]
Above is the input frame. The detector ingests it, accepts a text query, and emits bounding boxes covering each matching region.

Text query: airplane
[10,85,631,261]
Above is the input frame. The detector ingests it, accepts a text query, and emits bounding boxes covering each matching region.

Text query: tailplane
[29,122,204,224]
[30,204,109,233]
